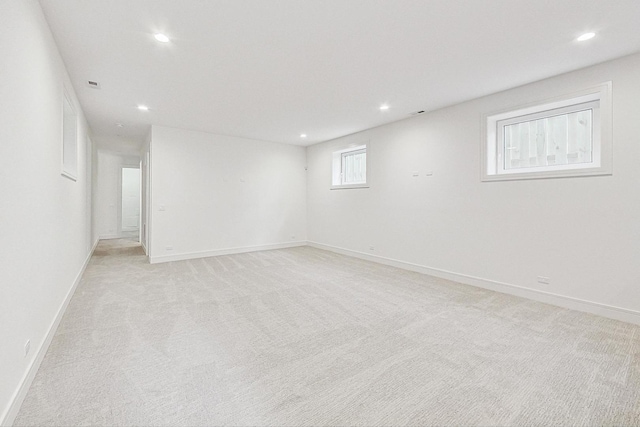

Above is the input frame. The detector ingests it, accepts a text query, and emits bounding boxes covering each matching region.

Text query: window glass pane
[503,109,592,170]
[62,94,78,179]
[342,150,366,184]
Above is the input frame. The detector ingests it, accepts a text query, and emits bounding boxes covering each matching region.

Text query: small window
[61,91,78,180]
[331,144,368,189]
[482,82,612,181]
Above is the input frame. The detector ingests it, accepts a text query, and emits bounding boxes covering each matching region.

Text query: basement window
[61,91,78,181]
[482,82,612,181]
[331,145,368,189]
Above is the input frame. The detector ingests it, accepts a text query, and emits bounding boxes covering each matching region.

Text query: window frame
[61,89,78,181]
[331,144,369,190]
[482,82,612,181]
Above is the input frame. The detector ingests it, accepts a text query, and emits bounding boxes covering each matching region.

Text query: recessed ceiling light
[577,32,595,41]
[154,33,170,43]
[380,104,390,110]
[137,105,149,111]
[300,134,307,138]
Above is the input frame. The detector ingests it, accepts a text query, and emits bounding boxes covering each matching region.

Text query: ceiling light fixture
[380,104,390,110]
[577,32,595,41]
[137,105,149,111]
[154,33,170,43]
[300,134,307,138]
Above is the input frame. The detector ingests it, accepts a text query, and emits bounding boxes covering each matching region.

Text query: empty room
[2,0,640,426]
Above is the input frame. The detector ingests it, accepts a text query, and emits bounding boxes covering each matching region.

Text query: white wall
[307,53,640,321]
[94,150,140,239]
[0,1,95,424]
[140,130,151,254]
[149,125,307,263]
[91,140,99,245]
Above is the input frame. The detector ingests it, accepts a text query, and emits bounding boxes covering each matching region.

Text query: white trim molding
[1,238,99,427]
[149,241,307,264]
[306,241,640,326]
[98,234,136,240]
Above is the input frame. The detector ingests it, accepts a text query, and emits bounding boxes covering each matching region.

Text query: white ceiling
[39,0,640,152]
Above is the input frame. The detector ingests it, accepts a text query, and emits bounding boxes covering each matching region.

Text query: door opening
[121,167,141,240]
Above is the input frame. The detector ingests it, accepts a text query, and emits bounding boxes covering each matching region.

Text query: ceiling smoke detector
[87,80,101,89]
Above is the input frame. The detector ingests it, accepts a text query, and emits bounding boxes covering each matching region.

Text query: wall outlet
[537,276,550,285]
[369,246,375,251]
[24,340,31,357]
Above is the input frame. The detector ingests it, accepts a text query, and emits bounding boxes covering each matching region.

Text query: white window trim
[481,82,612,181]
[331,144,369,190]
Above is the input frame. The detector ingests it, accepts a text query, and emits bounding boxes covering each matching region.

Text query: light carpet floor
[14,239,640,426]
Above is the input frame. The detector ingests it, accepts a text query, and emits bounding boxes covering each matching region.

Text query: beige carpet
[14,239,640,426]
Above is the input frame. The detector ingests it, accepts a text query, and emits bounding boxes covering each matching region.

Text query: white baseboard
[99,233,139,241]
[307,241,640,326]
[1,238,99,427]
[149,241,307,264]
[98,233,121,240]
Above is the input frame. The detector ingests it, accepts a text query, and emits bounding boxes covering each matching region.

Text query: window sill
[482,166,611,182]
[330,184,370,190]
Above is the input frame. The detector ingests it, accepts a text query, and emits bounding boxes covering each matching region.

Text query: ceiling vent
[87,80,101,89]
[410,110,425,116]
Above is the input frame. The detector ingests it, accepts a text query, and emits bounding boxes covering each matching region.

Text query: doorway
[121,167,141,239]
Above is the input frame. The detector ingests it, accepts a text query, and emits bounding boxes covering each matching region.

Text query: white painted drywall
[94,150,140,239]
[149,125,307,262]
[307,53,640,315]
[0,1,94,423]
[140,130,151,254]
[91,139,99,245]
